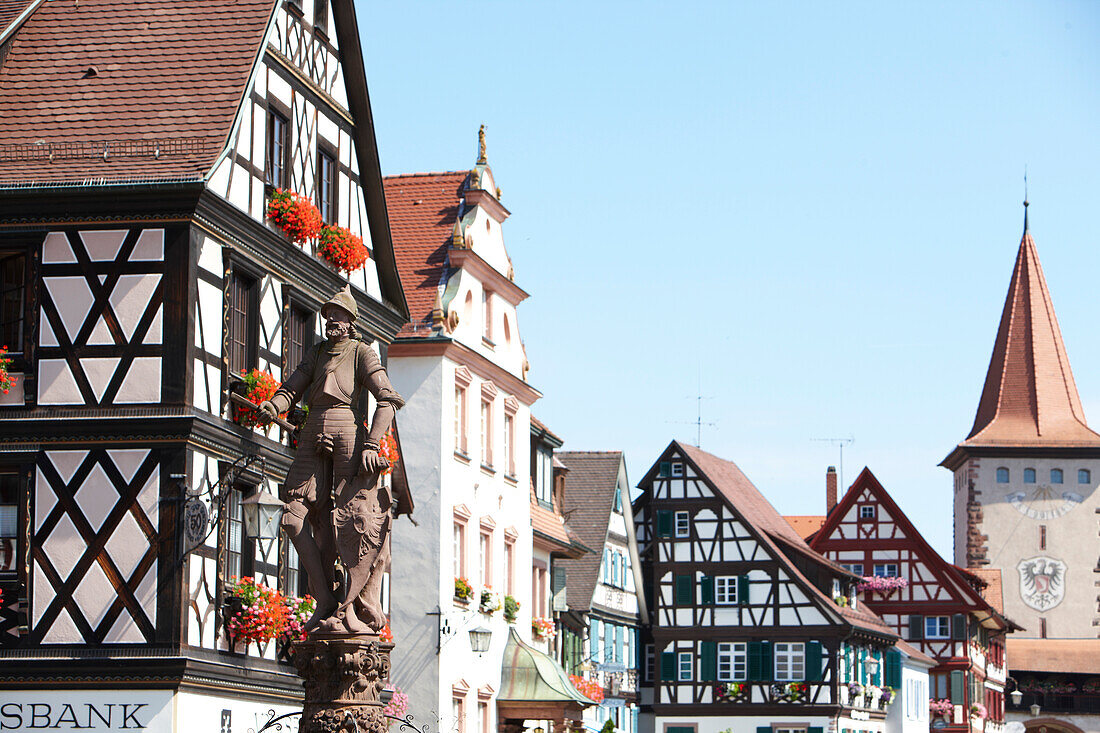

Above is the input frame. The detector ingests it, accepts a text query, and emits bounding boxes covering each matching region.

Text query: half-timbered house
[558,450,647,733]
[634,441,903,733]
[0,0,408,729]
[810,468,1018,733]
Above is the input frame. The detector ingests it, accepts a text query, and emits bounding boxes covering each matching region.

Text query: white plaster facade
[389,160,548,733]
[885,648,934,733]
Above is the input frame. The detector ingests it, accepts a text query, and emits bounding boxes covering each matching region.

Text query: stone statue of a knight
[258,285,404,635]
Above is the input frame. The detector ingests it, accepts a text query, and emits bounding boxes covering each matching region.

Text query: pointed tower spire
[963,207,1100,446]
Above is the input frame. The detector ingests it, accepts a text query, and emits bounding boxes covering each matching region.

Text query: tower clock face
[1006,485,1083,520]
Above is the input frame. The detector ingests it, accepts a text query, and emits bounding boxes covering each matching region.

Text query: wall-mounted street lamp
[1029,704,1041,717]
[865,655,880,679]
[241,483,284,545]
[469,626,492,655]
[1010,689,1023,706]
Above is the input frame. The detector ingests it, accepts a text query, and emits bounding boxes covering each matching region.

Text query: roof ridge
[383,170,469,181]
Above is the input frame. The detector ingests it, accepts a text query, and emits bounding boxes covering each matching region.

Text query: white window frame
[674,511,690,538]
[859,505,876,519]
[677,651,693,681]
[873,563,899,577]
[925,615,950,639]
[717,642,747,681]
[715,576,738,604]
[454,385,468,455]
[774,641,805,682]
[671,462,683,477]
[841,563,864,575]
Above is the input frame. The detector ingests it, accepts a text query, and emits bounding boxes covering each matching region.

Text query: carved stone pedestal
[292,632,393,733]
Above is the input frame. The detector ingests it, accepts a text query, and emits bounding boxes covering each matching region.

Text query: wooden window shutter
[656,510,673,537]
[885,648,902,688]
[737,574,749,604]
[950,670,965,703]
[700,641,717,681]
[909,614,923,640]
[675,574,692,605]
[756,728,771,733]
[552,565,567,596]
[747,641,763,681]
[700,576,714,605]
[658,461,671,477]
[809,728,824,733]
[660,652,676,681]
[805,640,823,681]
[952,613,967,641]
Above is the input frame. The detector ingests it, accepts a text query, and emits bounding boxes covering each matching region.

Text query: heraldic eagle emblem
[1017,556,1066,611]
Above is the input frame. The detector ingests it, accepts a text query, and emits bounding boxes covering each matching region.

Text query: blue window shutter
[885,648,902,688]
[806,640,823,681]
[661,652,676,681]
[737,574,750,603]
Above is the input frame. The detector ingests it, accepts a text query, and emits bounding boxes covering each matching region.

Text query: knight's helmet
[321,285,358,321]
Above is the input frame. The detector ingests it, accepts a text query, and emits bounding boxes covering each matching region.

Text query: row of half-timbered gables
[0,0,408,729]
[810,467,1020,732]
[633,441,915,733]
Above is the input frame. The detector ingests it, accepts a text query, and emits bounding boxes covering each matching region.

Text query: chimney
[826,466,838,513]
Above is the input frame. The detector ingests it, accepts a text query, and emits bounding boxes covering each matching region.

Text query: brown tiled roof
[896,639,937,667]
[676,443,894,639]
[530,415,564,444]
[968,567,1004,614]
[1007,638,1100,674]
[784,515,825,540]
[557,451,624,612]
[530,483,585,556]
[382,172,466,337]
[0,0,35,36]
[961,220,1100,448]
[0,0,274,184]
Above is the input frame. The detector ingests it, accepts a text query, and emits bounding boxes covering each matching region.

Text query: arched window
[996,467,1010,483]
[1079,469,1091,484]
[1050,468,1063,484]
[1023,468,1036,484]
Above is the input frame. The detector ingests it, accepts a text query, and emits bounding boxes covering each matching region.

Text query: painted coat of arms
[1017,556,1066,611]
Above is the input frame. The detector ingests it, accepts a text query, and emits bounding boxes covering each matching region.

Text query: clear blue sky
[358,1,1100,558]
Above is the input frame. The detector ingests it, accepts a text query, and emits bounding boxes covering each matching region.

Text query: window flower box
[858,576,908,593]
[532,616,556,639]
[454,577,474,603]
[971,703,987,720]
[267,189,322,245]
[503,594,520,623]
[0,346,17,395]
[715,682,746,701]
[318,224,370,273]
[479,589,502,614]
[569,674,603,703]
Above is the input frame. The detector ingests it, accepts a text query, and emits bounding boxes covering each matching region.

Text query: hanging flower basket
[532,616,556,639]
[225,576,291,645]
[318,224,370,273]
[383,686,409,728]
[569,675,604,703]
[929,699,954,718]
[479,589,502,614]
[454,576,474,602]
[0,346,16,396]
[880,686,896,707]
[280,593,316,644]
[970,703,987,720]
[232,369,282,428]
[267,189,323,245]
[858,576,908,593]
[786,682,807,700]
[503,594,520,623]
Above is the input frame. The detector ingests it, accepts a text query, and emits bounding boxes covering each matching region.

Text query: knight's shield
[1017,556,1067,611]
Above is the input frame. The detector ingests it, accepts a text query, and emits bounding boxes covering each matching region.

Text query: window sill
[480,464,496,476]
[482,337,495,350]
[503,473,517,485]
[454,450,471,464]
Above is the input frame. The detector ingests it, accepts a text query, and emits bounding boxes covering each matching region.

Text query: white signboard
[0,690,173,731]
[175,691,302,733]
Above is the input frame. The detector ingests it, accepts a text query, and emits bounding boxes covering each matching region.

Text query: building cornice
[940,442,1100,471]
[464,188,510,223]
[389,337,540,405]
[448,249,528,305]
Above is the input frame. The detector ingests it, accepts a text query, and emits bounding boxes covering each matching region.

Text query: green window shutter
[700,641,717,681]
[700,576,715,605]
[660,652,676,681]
[760,641,773,681]
[737,574,750,604]
[659,461,671,477]
[675,574,692,605]
[885,648,902,688]
[909,614,923,640]
[757,728,771,733]
[656,510,672,537]
[950,670,965,703]
[806,640,823,681]
[952,613,967,641]
[809,728,824,733]
[748,641,762,681]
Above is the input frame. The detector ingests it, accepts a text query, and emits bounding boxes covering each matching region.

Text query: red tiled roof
[968,567,1004,614]
[1007,638,1100,674]
[961,220,1100,448]
[784,515,825,540]
[558,451,625,612]
[0,0,274,184]
[530,482,580,553]
[676,443,894,639]
[0,0,35,36]
[382,172,466,337]
[896,639,937,667]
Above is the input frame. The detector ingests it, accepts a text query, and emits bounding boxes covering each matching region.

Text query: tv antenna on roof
[811,435,854,489]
